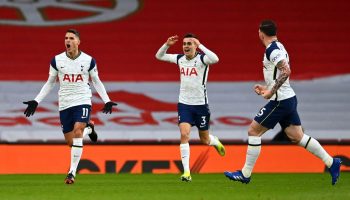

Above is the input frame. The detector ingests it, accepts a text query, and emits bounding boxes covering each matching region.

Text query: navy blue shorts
[59,104,91,134]
[177,103,211,131]
[254,96,301,129]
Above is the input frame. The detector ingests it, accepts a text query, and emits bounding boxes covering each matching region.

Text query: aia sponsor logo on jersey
[63,74,83,82]
[180,67,198,76]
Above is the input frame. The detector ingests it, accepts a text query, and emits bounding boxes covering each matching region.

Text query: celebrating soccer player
[156,33,226,182]
[224,20,342,185]
[23,29,118,184]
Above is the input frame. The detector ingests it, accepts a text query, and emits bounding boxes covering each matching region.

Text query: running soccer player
[156,33,226,182]
[23,29,117,184]
[224,20,342,185]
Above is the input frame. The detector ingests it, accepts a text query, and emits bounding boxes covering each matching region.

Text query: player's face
[65,32,80,54]
[182,38,197,58]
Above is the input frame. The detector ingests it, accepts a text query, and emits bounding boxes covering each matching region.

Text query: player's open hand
[189,38,201,46]
[23,100,38,117]
[166,35,179,46]
[102,101,118,114]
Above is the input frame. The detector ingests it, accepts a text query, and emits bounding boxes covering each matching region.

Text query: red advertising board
[0,145,348,174]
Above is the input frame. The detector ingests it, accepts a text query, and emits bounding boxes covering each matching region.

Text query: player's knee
[181,133,190,140]
[73,128,84,138]
[180,131,190,138]
[288,136,299,144]
[248,126,260,136]
[285,127,303,143]
[287,134,302,144]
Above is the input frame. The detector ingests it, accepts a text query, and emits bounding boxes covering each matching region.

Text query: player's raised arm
[190,38,219,65]
[89,64,117,114]
[155,35,179,63]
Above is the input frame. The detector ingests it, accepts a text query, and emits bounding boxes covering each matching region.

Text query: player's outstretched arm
[23,75,56,117]
[155,35,178,63]
[90,71,118,114]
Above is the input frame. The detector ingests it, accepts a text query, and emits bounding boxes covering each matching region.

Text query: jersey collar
[266,40,278,49]
[66,50,82,60]
[185,52,199,60]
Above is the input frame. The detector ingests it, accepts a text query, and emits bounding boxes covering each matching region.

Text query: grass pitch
[0,173,349,200]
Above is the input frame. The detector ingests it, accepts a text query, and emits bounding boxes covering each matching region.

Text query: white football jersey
[49,51,97,110]
[263,41,295,101]
[165,53,210,105]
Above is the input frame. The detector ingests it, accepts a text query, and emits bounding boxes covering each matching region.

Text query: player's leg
[224,120,268,183]
[60,108,76,184]
[283,104,333,166]
[198,130,225,156]
[224,121,268,183]
[60,108,74,146]
[177,103,193,182]
[285,125,342,185]
[63,105,91,184]
[286,125,332,163]
[284,96,341,185]
[225,101,279,183]
[84,120,97,142]
[64,124,90,146]
[241,121,268,176]
[64,131,74,146]
[179,122,192,182]
[63,122,85,184]
[195,104,225,156]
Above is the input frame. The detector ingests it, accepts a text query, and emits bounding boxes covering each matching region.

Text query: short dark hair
[259,20,277,36]
[67,29,80,38]
[184,33,197,39]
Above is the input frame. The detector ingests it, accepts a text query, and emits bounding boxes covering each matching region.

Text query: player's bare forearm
[270,59,291,94]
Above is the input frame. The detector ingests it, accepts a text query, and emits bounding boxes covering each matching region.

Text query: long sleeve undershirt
[34,75,57,103]
[90,72,110,103]
[155,43,219,65]
[34,73,110,104]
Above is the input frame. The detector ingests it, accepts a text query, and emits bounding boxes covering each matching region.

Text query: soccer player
[224,20,342,185]
[156,33,226,182]
[23,29,117,184]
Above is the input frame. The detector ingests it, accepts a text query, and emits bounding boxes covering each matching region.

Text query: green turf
[0,173,349,200]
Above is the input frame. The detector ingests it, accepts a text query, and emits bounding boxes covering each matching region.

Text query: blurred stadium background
[0,0,349,174]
